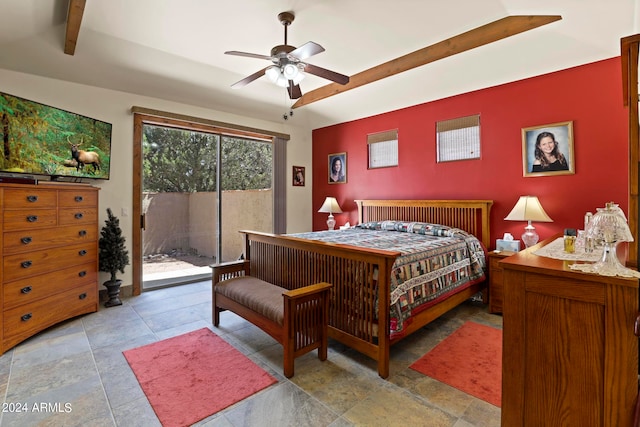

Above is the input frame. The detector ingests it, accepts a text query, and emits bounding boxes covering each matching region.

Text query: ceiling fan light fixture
[275,73,289,88]
[266,65,289,87]
[265,65,280,82]
[266,64,304,88]
[283,62,305,85]
[291,64,305,85]
[292,72,304,85]
[283,63,299,80]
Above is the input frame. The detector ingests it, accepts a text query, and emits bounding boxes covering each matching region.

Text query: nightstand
[487,251,515,314]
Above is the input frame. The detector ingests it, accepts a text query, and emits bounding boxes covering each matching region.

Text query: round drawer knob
[26,195,38,203]
[78,250,87,256]
[74,196,84,202]
[26,215,38,223]
[79,293,87,300]
[74,212,84,219]
[21,236,32,245]
[21,260,32,268]
[21,313,32,322]
[20,286,32,294]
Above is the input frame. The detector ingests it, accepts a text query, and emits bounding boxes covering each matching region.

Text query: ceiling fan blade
[292,15,562,108]
[303,63,349,85]
[287,81,302,99]
[225,51,274,61]
[288,41,325,60]
[231,68,268,88]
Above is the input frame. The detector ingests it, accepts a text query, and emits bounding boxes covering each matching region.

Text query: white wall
[0,69,313,288]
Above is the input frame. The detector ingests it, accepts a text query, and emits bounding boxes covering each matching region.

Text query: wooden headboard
[355,199,493,250]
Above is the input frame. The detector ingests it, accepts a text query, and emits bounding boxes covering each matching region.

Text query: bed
[239,199,493,378]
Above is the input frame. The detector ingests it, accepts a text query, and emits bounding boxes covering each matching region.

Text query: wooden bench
[211,260,332,378]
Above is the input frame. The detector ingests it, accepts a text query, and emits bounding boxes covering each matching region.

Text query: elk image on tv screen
[0,91,112,180]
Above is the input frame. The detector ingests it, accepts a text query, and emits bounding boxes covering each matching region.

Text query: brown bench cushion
[214,276,284,325]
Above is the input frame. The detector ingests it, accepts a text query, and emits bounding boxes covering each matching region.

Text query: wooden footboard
[241,199,493,379]
[241,231,399,378]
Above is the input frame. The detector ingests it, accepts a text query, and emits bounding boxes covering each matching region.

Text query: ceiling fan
[225,11,349,100]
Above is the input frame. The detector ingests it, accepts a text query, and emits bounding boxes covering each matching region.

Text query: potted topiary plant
[99,208,130,307]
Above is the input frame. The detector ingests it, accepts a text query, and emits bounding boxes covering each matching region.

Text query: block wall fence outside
[142,189,272,263]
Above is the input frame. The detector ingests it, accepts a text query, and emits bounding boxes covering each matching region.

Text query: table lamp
[579,202,637,277]
[504,195,553,247]
[318,197,342,230]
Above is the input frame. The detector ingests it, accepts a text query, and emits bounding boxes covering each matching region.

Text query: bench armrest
[282,282,332,376]
[211,260,250,284]
[283,282,333,300]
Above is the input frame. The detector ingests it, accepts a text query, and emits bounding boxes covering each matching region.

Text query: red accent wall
[312,58,629,247]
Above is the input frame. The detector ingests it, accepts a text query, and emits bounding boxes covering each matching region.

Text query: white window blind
[436,115,480,162]
[368,129,398,168]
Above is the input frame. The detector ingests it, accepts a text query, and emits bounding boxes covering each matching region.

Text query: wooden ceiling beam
[292,15,562,109]
[64,0,87,55]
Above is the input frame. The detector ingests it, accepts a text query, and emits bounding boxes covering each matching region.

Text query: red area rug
[410,321,502,407]
[123,328,277,426]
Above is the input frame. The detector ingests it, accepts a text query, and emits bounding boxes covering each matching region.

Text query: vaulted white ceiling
[1,0,638,130]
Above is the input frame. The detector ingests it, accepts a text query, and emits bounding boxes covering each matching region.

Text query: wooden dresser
[501,235,639,427]
[0,182,99,353]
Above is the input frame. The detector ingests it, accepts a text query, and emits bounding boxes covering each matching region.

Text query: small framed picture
[522,121,575,177]
[328,152,347,184]
[292,166,305,186]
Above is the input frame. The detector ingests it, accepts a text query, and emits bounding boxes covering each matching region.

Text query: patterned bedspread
[289,221,487,338]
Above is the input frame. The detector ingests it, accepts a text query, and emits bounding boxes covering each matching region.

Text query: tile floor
[0,281,502,426]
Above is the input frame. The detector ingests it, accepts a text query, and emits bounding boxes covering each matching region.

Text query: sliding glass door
[137,123,272,290]
[218,136,273,262]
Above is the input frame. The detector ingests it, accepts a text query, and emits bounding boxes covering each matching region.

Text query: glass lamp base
[592,241,635,276]
[521,224,539,248]
[570,241,640,278]
[326,214,336,230]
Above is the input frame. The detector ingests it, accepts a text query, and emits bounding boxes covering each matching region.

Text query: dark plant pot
[103,279,123,307]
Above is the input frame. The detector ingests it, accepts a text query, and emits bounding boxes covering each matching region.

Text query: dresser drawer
[3,262,97,310]
[3,243,97,282]
[4,225,98,255]
[2,189,57,209]
[3,282,97,348]
[3,209,58,231]
[58,207,98,226]
[58,189,98,208]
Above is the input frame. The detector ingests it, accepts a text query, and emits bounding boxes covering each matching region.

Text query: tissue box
[496,239,520,252]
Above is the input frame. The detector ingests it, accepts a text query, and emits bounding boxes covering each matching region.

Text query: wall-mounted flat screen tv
[0,91,112,181]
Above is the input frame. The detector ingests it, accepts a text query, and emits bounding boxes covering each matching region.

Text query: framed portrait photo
[328,152,347,184]
[292,166,305,186]
[522,121,575,177]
